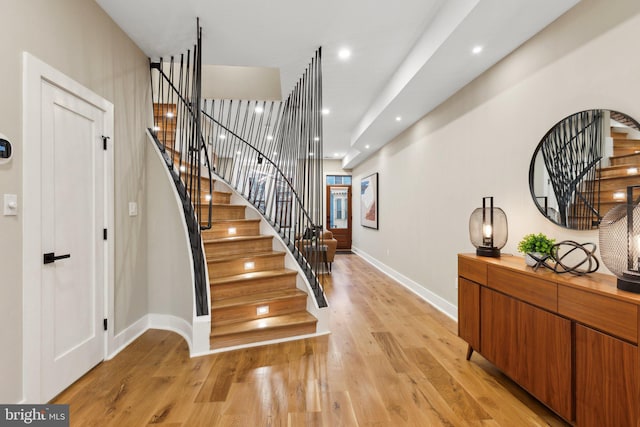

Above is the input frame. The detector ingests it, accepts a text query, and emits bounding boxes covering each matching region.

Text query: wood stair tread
[593,174,640,182]
[211,269,297,286]
[211,203,243,208]
[210,312,317,337]
[203,235,272,244]
[201,190,231,197]
[211,288,307,309]
[611,152,640,160]
[599,164,639,172]
[209,219,261,226]
[207,250,285,263]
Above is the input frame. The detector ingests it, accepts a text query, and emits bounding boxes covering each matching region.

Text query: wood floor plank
[52,254,568,426]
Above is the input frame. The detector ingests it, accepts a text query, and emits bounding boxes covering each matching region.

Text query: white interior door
[40,80,105,401]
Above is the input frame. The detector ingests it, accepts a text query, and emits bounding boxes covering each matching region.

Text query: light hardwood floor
[53,254,569,426]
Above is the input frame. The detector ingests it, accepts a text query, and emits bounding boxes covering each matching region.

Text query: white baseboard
[107,314,196,360]
[147,314,194,353]
[107,315,149,360]
[352,246,458,321]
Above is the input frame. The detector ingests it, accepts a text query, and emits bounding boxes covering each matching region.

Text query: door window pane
[330,187,349,229]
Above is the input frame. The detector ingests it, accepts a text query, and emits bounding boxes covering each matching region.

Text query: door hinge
[103,318,108,331]
[103,228,107,240]
[102,135,110,150]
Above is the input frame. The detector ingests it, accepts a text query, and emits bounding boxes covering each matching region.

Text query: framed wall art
[360,172,378,229]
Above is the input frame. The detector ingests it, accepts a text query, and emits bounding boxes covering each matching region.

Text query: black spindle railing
[150,27,327,310]
[540,110,603,229]
[149,21,211,316]
[201,49,327,307]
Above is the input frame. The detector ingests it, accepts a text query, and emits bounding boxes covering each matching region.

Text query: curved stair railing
[201,49,328,307]
[149,25,327,310]
[540,110,603,229]
[149,22,212,316]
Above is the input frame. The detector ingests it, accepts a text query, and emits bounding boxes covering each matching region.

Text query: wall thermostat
[0,133,12,164]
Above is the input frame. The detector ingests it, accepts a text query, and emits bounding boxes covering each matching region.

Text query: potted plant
[517,233,556,267]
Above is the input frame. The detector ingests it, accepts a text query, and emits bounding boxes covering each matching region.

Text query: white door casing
[22,53,114,403]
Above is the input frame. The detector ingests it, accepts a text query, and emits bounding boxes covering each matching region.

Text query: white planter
[525,252,544,267]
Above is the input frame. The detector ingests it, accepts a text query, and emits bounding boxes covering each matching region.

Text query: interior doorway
[326,175,352,250]
[23,53,114,403]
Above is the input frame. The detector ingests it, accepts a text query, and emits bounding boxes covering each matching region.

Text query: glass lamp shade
[599,191,640,293]
[469,199,508,257]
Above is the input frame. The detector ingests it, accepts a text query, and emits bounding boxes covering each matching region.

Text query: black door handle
[43,252,71,264]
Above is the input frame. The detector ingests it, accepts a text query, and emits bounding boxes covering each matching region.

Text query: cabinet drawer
[487,265,557,312]
[558,285,638,344]
[458,255,487,285]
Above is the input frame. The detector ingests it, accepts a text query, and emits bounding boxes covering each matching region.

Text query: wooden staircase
[572,128,640,227]
[152,103,317,351]
[595,129,640,212]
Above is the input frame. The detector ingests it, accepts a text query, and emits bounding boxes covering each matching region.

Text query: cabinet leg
[466,345,474,361]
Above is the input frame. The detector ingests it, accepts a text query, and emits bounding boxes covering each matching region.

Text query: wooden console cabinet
[458,254,640,426]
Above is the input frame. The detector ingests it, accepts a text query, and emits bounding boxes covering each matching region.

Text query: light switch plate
[129,202,138,216]
[3,194,17,216]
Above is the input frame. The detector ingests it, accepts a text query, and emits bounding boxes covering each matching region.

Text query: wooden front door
[326,184,352,250]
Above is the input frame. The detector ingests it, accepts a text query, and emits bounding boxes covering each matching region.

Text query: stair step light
[599,185,640,293]
[469,196,508,257]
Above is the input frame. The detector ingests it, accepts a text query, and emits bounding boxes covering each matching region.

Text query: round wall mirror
[529,110,640,230]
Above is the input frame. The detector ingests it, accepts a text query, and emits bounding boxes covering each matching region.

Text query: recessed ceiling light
[152,126,160,132]
[166,112,175,118]
[472,45,483,54]
[334,152,339,157]
[365,145,370,149]
[236,151,241,155]
[338,48,351,60]
[255,106,264,114]
[314,137,320,141]
[309,152,314,156]
[266,135,273,140]
[322,108,330,115]
[395,116,402,122]
[273,151,278,156]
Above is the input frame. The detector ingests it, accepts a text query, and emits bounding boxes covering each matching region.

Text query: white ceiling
[95,0,580,168]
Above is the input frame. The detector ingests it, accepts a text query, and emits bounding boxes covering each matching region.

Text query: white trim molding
[352,246,458,321]
[107,314,194,360]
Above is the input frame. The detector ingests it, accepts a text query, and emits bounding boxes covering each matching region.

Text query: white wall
[352,0,640,311]
[0,0,150,402]
[145,140,194,325]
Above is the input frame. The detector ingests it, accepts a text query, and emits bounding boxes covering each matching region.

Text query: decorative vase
[525,252,544,267]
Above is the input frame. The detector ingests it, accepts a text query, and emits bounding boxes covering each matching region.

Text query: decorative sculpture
[528,240,599,275]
